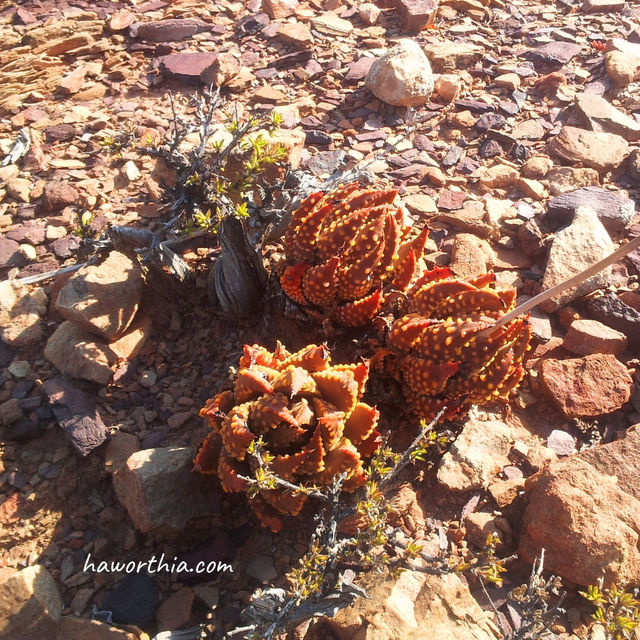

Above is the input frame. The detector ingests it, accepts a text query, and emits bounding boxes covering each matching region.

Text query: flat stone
[55,617,147,640]
[547,186,635,233]
[113,447,221,533]
[548,126,629,172]
[328,570,496,640]
[262,0,297,19]
[539,354,633,418]
[311,13,353,36]
[44,321,116,386]
[246,555,278,583]
[277,22,313,48]
[563,318,628,356]
[105,433,140,474]
[157,53,218,82]
[132,19,207,42]
[305,149,347,176]
[512,119,546,141]
[108,313,153,360]
[605,50,640,88]
[546,430,577,457]
[540,207,613,312]
[55,251,143,341]
[425,41,483,72]
[575,92,640,142]
[529,41,582,67]
[0,565,62,640]
[345,56,375,83]
[44,376,108,455]
[404,193,437,214]
[582,0,625,12]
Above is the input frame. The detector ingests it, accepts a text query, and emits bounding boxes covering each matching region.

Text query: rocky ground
[1,0,640,638]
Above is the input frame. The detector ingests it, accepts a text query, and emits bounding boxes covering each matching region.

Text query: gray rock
[546,430,577,456]
[547,186,635,233]
[366,39,434,107]
[44,376,107,456]
[540,206,614,312]
[132,19,209,42]
[113,447,221,533]
[584,293,640,351]
[246,555,278,583]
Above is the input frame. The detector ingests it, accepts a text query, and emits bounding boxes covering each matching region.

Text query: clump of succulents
[380,270,531,421]
[279,182,430,326]
[195,342,381,532]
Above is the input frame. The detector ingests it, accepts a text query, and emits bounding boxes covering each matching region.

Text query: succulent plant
[195,342,381,533]
[381,270,531,421]
[280,182,430,327]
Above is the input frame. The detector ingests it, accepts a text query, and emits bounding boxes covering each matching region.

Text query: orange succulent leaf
[333,287,383,327]
[193,431,221,474]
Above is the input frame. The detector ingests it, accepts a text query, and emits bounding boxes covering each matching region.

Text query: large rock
[437,416,513,492]
[326,568,497,640]
[44,376,108,455]
[539,354,633,418]
[546,186,635,233]
[41,181,78,212]
[0,565,62,640]
[548,126,629,172]
[0,281,46,347]
[44,321,117,385]
[520,426,640,586]
[540,206,613,312]
[113,447,221,533]
[575,92,640,142]
[55,251,142,341]
[157,52,218,82]
[366,39,434,107]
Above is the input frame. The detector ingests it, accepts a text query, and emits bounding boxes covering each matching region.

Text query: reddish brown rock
[262,0,297,18]
[520,425,640,586]
[539,354,633,418]
[41,181,78,212]
[563,319,628,356]
[155,588,194,632]
[548,126,629,172]
[392,0,438,32]
[157,53,218,82]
